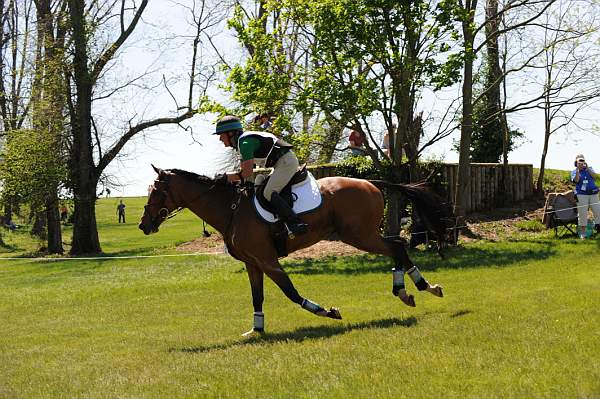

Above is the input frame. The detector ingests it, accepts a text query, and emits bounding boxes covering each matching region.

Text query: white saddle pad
[253,172,323,223]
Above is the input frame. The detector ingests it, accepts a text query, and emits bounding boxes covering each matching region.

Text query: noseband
[145,175,180,229]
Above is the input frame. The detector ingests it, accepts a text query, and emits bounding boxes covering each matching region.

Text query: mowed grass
[1,198,600,397]
[1,196,209,257]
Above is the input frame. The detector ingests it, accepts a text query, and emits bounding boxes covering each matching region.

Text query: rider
[214,115,309,236]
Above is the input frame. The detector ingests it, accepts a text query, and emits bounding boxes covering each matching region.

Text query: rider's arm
[227,136,259,183]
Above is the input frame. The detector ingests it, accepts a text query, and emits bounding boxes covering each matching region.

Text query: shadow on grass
[171,316,417,354]
[450,309,472,318]
[282,240,559,275]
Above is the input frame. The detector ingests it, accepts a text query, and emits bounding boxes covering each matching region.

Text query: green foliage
[469,63,524,162]
[469,104,524,162]
[334,155,400,181]
[335,155,379,180]
[225,0,466,165]
[0,128,68,208]
[226,2,299,135]
[334,156,450,194]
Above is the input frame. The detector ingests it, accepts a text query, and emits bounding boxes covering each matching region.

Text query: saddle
[253,165,311,259]
[254,165,308,211]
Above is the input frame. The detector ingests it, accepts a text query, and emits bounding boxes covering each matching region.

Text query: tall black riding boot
[269,192,309,237]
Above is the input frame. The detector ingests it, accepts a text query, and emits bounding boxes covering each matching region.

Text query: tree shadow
[170,316,417,354]
[281,240,559,275]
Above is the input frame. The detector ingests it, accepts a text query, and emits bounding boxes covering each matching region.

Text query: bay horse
[139,166,453,336]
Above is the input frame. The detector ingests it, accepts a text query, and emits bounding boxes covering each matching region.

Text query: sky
[102,1,600,198]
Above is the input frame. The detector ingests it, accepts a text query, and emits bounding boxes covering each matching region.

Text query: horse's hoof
[326,307,342,320]
[241,328,265,338]
[400,294,416,307]
[428,284,444,298]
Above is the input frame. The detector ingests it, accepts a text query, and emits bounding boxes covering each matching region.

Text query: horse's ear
[151,164,163,176]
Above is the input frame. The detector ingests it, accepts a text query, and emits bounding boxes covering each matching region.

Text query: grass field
[1,197,599,398]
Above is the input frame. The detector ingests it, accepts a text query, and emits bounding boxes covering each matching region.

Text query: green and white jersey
[237,131,292,167]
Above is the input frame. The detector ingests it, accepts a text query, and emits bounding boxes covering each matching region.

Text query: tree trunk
[46,193,63,254]
[3,197,15,225]
[69,0,101,254]
[455,61,474,217]
[536,89,552,194]
[71,185,100,254]
[31,210,47,239]
[455,2,478,219]
[485,0,510,206]
[317,115,345,163]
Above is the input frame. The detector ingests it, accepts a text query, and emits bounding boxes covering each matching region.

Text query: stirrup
[284,222,308,238]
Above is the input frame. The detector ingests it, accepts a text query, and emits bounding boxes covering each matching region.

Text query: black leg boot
[269,192,309,237]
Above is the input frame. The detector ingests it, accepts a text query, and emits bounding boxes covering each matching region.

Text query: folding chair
[551,194,578,237]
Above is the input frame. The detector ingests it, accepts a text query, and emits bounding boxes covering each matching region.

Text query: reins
[151,173,245,239]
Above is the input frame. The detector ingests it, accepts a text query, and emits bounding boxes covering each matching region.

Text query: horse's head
[139,165,179,235]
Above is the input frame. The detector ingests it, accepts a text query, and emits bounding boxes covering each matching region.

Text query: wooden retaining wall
[256,163,534,214]
[441,163,534,213]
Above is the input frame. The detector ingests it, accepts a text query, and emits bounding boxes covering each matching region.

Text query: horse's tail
[369,180,457,256]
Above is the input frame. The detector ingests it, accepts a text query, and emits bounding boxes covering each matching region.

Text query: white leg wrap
[407,266,429,290]
[301,299,324,314]
[392,268,405,296]
[393,268,405,288]
[253,311,264,330]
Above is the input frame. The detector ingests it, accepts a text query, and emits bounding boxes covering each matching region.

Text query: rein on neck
[156,171,243,235]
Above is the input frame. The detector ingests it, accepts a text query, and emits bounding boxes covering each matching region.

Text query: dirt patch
[176,199,549,258]
[461,199,547,242]
[176,233,364,259]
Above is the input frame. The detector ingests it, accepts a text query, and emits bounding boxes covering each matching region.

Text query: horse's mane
[166,169,221,185]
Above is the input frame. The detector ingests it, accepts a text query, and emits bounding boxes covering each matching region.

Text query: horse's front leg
[242,263,266,337]
[263,261,342,320]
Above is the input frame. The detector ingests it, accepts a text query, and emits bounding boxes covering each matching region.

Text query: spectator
[1,215,17,231]
[259,113,272,130]
[348,126,365,156]
[117,200,126,223]
[570,154,600,239]
[60,205,68,223]
[105,188,111,198]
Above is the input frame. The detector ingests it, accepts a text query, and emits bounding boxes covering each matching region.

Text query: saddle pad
[253,172,322,223]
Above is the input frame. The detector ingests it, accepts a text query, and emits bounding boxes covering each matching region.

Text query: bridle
[144,172,244,235]
[145,175,182,231]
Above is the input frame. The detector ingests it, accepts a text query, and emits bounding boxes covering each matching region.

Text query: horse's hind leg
[339,231,443,306]
[261,260,342,320]
[385,238,444,299]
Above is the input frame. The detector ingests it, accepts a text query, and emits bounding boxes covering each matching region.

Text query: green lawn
[1,196,210,257]
[1,198,599,397]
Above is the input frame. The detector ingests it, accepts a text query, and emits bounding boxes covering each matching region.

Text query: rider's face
[219,132,232,147]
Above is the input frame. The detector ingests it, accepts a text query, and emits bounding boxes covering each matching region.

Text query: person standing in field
[117,200,126,223]
[571,154,600,239]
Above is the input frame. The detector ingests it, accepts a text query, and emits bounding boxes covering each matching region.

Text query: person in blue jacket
[570,154,600,238]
